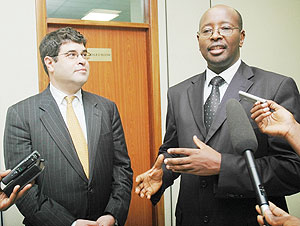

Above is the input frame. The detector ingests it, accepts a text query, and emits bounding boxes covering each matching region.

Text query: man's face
[197,6,245,74]
[46,41,90,94]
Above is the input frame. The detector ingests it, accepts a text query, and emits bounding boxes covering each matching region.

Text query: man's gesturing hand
[135,154,164,199]
[164,136,221,176]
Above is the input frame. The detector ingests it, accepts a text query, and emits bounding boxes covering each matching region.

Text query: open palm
[135,154,164,199]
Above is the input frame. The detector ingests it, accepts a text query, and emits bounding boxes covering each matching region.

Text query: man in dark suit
[4,27,133,226]
[135,4,300,226]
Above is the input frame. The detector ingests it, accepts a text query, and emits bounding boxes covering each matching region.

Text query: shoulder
[243,61,293,82]
[252,67,287,79]
[168,73,204,94]
[8,92,44,110]
[251,66,297,91]
[82,91,117,109]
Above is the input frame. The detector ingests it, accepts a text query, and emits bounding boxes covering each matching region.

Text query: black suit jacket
[152,61,300,226]
[4,87,133,226]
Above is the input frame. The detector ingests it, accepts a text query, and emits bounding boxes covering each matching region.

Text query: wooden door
[36,1,164,225]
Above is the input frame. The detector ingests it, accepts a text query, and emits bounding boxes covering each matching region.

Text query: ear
[44,56,55,74]
[239,30,245,47]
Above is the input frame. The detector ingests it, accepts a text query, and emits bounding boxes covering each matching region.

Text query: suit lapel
[205,62,254,143]
[39,87,88,182]
[187,73,207,138]
[82,91,102,182]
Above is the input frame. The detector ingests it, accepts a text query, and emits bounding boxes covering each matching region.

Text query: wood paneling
[35,0,49,92]
[47,18,150,29]
[146,0,165,224]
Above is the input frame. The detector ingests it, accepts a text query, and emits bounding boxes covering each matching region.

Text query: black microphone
[226,99,270,226]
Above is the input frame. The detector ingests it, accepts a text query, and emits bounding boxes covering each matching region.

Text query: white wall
[212,0,300,86]
[158,0,300,225]
[0,0,39,225]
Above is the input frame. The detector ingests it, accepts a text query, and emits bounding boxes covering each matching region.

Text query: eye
[202,28,212,34]
[67,52,77,58]
[220,26,232,31]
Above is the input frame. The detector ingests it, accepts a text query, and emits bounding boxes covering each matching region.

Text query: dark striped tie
[204,76,225,132]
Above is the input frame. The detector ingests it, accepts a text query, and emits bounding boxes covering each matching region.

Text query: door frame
[35,0,164,225]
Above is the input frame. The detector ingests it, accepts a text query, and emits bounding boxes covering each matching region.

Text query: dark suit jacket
[152,61,300,226]
[4,87,133,226]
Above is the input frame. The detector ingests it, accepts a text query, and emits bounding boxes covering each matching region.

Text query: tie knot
[65,96,76,104]
[210,76,225,87]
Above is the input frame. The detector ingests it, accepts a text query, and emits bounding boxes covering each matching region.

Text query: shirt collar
[206,59,241,86]
[50,83,83,106]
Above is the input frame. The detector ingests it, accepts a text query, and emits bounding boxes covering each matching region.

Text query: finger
[193,135,206,149]
[251,106,270,120]
[135,181,145,194]
[256,215,265,226]
[139,187,147,198]
[264,213,289,226]
[166,162,193,172]
[87,220,99,226]
[267,100,279,111]
[167,148,195,156]
[251,101,269,113]
[256,204,274,226]
[253,111,272,123]
[255,205,262,215]
[146,188,153,199]
[268,201,288,217]
[6,185,20,204]
[16,183,32,199]
[85,221,98,226]
[268,201,276,210]
[153,154,164,169]
[164,156,190,166]
[250,102,265,113]
[144,187,153,199]
[0,169,11,179]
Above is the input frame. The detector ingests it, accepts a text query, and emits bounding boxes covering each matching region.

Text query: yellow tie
[65,96,89,178]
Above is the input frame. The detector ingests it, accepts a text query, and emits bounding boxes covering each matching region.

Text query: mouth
[208,44,226,55]
[75,68,87,72]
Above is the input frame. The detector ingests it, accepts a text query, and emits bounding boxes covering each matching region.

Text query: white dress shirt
[49,83,88,142]
[203,59,241,104]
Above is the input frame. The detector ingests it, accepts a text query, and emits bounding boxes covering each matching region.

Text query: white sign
[87,48,112,62]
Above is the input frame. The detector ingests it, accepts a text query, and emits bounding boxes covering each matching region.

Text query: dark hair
[39,27,87,75]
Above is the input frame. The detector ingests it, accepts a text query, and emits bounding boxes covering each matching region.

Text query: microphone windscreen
[226,99,258,154]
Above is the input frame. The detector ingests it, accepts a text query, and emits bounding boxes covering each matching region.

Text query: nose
[210,28,222,40]
[77,54,87,65]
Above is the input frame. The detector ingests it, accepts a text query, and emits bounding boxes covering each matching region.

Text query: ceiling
[46,0,143,22]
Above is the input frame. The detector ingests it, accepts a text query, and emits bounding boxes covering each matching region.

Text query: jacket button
[203,215,209,223]
[201,180,207,188]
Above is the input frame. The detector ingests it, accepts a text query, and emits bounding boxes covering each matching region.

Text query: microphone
[226,99,270,226]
